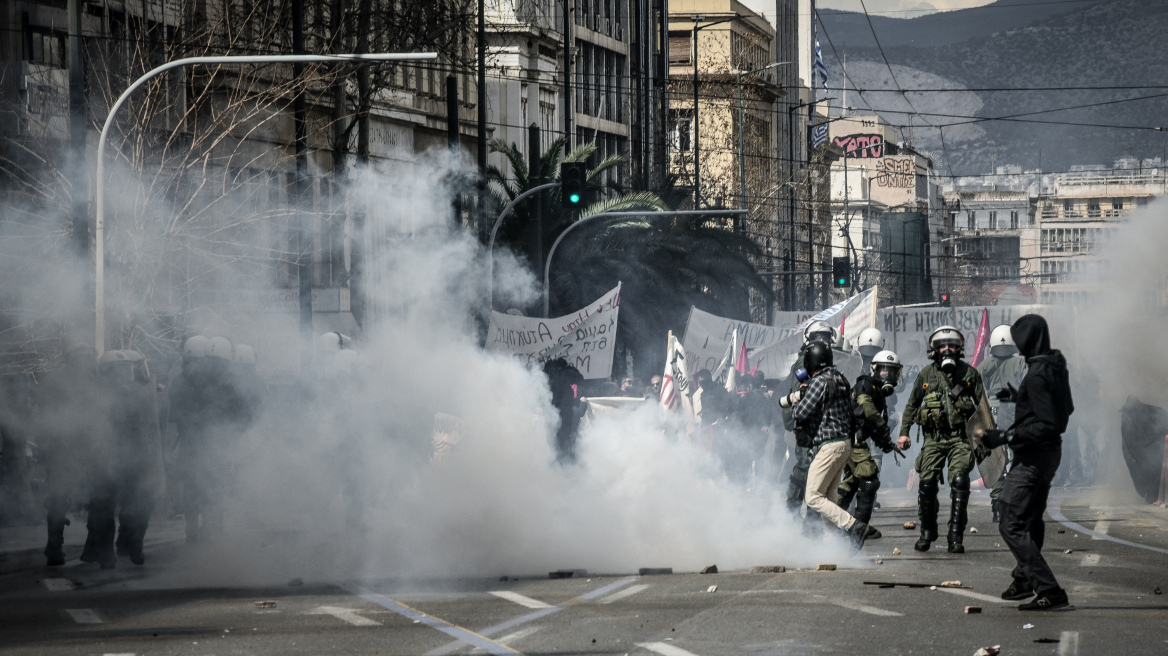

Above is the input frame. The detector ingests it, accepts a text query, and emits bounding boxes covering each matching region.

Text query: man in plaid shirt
[785,341,870,551]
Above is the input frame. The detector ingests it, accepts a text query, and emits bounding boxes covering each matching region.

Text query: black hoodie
[1007,314,1074,453]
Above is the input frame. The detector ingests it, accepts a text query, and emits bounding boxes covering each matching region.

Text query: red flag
[735,337,749,376]
[969,308,991,367]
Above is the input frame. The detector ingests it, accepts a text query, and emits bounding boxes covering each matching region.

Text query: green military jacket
[900,360,986,439]
[853,375,894,450]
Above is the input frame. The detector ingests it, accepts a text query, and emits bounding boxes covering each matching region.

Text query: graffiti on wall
[875,157,914,188]
[832,133,884,158]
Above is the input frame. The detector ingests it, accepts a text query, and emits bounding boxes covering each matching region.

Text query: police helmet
[870,349,902,385]
[857,327,885,358]
[233,343,257,366]
[207,336,234,361]
[803,320,838,347]
[989,324,1017,358]
[316,331,353,355]
[98,349,144,380]
[927,325,965,358]
[804,341,834,372]
[182,335,210,360]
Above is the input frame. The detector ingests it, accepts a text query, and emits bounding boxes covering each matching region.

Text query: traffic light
[940,293,951,307]
[832,256,850,288]
[560,162,587,209]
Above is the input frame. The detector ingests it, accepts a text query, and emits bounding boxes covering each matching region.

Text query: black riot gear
[803,341,833,373]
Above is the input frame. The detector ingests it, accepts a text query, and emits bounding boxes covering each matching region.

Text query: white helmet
[857,327,885,358]
[928,325,965,358]
[316,332,352,355]
[870,349,902,386]
[989,324,1017,358]
[207,336,234,361]
[804,320,838,346]
[182,335,210,360]
[233,343,257,366]
[98,349,145,381]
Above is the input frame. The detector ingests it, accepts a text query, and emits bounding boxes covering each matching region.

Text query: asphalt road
[2,487,1166,656]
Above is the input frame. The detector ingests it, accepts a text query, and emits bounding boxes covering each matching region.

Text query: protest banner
[486,284,621,379]
[681,310,788,379]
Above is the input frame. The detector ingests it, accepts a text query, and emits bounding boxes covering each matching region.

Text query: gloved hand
[980,429,1008,449]
[996,383,1018,403]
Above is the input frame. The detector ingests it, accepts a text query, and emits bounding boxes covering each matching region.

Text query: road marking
[471,627,542,653]
[307,606,382,627]
[103,653,135,656]
[936,587,1013,605]
[598,584,651,604]
[489,591,553,609]
[1058,631,1080,656]
[1050,499,1168,556]
[1092,521,1110,539]
[416,577,638,656]
[1080,553,1100,566]
[639,642,703,656]
[825,598,903,616]
[42,578,75,592]
[346,586,522,655]
[65,609,103,624]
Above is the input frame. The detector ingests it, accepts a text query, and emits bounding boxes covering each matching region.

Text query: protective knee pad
[951,473,970,493]
[919,478,940,498]
[858,477,881,496]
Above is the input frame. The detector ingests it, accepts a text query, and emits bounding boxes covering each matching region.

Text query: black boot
[44,516,68,567]
[947,476,971,554]
[853,477,880,526]
[991,498,1002,524]
[845,521,870,553]
[915,479,939,552]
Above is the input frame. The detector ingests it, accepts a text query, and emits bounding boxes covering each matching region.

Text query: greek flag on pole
[813,39,829,91]
[812,122,829,149]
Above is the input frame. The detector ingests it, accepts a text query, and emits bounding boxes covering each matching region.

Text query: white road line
[306,605,382,626]
[488,591,553,609]
[1058,631,1080,656]
[1092,521,1110,539]
[936,587,1014,605]
[103,653,135,656]
[42,578,75,592]
[65,609,103,624]
[471,627,542,653]
[639,641,703,656]
[598,584,651,604]
[1080,553,1101,566]
[824,598,903,617]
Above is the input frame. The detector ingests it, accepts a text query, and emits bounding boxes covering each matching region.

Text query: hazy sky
[818,0,996,16]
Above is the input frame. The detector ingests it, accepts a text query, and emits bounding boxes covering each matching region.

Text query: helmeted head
[98,349,146,383]
[206,336,233,376]
[857,327,885,359]
[233,343,257,369]
[928,325,965,372]
[870,349,902,396]
[804,341,834,373]
[804,320,838,348]
[182,335,210,363]
[988,324,1017,358]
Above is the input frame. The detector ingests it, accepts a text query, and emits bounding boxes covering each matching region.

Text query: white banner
[486,284,621,379]
[681,309,791,380]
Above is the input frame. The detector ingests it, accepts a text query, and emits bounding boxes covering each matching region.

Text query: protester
[980,314,1074,611]
[646,375,663,401]
[782,341,869,551]
[543,358,586,464]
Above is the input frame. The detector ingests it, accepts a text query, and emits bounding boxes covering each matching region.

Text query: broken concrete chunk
[892,548,902,555]
[816,564,837,571]
[972,646,1000,656]
[254,601,277,609]
[940,581,962,588]
[1154,587,1162,595]
[964,606,982,614]
[706,585,717,592]
[874,558,883,564]
[638,568,673,576]
[1064,549,1073,554]
[994,542,1001,548]
[549,569,586,579]
[1023,623,1035,629]
[700,565,718,574]
[969,527,979,533]
[903,521,916,529]
[750,565,785,573]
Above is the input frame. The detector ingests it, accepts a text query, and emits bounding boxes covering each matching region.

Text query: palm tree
[487,145,771,380]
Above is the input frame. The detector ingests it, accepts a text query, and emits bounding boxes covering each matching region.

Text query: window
[967,211,975,230]
[1064,198,1074,213]
[1010,210,1019,229]
[1112,198,1124,210]
[668,30,692,65]
[989,211,998,230]
[669,109,693,152]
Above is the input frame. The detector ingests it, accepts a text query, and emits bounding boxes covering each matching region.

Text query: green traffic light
[838,278,846,285]
[569,193,581,204]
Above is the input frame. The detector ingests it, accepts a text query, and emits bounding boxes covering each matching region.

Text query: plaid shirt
[791,366,854,448]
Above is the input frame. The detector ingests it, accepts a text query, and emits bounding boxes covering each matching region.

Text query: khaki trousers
[805,439,857,531]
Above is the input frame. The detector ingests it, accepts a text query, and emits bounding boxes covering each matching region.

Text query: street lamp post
[487,181,561,310]
[542,209,747,317]
[690,14,740,208]
[784,96,834,310]
[94,52,437,356]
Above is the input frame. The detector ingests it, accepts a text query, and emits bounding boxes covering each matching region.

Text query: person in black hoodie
[980,314,1074,611]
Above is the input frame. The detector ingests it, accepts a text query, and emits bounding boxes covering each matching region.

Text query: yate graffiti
[875,157,914,188]
[832,133,884,158]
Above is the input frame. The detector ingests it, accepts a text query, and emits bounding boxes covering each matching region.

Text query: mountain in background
[819,0,1168,177]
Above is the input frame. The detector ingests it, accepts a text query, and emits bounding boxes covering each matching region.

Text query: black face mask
[875,369,899,396]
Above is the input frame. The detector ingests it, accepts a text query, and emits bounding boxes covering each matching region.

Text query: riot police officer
[838,350,902,539]
[897,326,986,553]
[976,325,1027,522]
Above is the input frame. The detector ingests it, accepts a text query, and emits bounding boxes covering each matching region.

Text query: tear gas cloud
[2,150,850,586]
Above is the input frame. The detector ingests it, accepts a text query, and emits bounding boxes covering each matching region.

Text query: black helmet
[804,341,833,372]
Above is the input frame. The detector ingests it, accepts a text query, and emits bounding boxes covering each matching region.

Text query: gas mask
[874,366,899,396]
[936,343,959,373]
